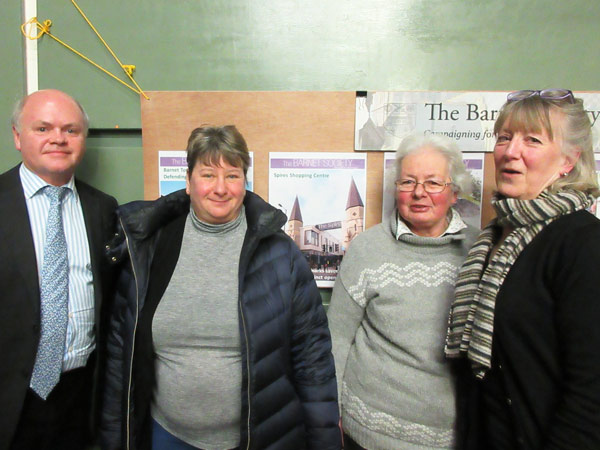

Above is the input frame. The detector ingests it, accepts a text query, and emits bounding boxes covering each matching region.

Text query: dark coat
[459,211,600,450]
[100,189,341,450]
[0,164,118,449]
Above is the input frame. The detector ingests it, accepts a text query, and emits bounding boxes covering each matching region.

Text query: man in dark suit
[0,89,118,450]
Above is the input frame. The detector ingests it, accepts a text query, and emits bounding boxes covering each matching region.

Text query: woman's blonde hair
[494,93,599,196]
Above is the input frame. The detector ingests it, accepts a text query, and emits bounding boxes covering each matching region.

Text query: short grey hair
[11,90,90,134]
[394,133,473,197]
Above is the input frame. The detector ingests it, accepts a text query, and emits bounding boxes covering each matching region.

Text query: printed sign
[356,91,600,152]
[269,152,367,287]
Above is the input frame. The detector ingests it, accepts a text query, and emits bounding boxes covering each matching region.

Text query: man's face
[13,90,87,186]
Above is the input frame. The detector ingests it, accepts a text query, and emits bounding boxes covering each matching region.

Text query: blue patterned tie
[30,186,70,400]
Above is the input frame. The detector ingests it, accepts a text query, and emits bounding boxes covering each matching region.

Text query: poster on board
[382,152,484,229]
[158,151,254,196]
[268,152,367,288]
[356,91,600,152]
[595,153,600,219]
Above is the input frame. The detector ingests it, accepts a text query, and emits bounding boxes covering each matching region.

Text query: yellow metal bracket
[21,0,149,100]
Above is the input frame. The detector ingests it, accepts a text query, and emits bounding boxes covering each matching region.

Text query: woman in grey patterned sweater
[328,134,479,450]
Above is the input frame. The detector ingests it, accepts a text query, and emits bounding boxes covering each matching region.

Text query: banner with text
[356,91,600,152]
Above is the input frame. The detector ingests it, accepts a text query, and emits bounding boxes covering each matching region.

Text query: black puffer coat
[100,190,340,450]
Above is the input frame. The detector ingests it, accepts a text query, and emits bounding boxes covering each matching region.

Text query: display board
[142,91,497,228]
[141,91,382,228]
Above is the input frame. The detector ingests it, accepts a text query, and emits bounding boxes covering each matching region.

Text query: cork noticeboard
[141,91,496,229]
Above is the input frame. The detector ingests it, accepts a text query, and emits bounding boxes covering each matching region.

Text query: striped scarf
[445,189,594,378]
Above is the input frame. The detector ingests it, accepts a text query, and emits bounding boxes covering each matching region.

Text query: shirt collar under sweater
[394,208,468,244]
[190,205,246,234]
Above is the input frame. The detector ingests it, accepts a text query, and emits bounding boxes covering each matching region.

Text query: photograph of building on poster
[269,153,367,288]
[382,152,484,229]
[158,151,254,196]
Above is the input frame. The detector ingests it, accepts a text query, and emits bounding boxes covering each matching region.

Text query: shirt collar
[19,163,77,200]
[395,207,467,239]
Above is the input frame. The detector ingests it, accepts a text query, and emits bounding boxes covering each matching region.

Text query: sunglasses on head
[506,89,575,104]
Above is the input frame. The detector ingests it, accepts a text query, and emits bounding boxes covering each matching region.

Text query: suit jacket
[0,164,118,449]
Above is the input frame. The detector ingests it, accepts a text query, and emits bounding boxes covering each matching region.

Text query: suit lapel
[0,165,40,313]
[76,181,105,324]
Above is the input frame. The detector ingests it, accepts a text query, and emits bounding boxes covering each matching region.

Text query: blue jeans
[151,419,240,450]
[152,419,199,450]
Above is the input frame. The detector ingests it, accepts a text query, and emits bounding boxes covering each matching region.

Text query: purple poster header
[463,159,483,170]
[160,155,253,167]
[160,156,187,167]
[270,158,365,169]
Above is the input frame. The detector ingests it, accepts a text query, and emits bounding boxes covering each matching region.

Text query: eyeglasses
[395,179,453,194]
[506,89,575,104]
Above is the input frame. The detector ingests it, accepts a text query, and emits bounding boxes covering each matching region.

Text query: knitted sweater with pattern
[328,209,478,450]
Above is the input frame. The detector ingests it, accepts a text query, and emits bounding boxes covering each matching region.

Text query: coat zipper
[120,218,140,450]
[239,299,251,450]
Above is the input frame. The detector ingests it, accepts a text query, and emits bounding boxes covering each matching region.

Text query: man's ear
[12,125,22,152]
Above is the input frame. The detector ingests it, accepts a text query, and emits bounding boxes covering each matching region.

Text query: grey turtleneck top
[152,207,247,449]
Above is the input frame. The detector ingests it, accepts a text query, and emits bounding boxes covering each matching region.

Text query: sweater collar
[393,208,467,242]
[190,205,246,234]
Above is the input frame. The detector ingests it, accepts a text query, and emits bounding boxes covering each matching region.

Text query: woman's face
[494,112,575,200]
[186,157,246,224]
[396,146,457,237]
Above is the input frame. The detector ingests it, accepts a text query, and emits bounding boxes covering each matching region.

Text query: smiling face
[186,157,246,224]
[12,90,87,186]
[494,111,576,200]
[396,146,457,237]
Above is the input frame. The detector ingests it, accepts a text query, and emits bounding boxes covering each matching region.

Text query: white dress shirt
[20,164,95,372]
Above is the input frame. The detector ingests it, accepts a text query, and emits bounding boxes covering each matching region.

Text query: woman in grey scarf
[446,90,600,450]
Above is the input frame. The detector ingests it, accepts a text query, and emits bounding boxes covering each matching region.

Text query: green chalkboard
[35,0,600,129]
[76,131,144,204]
[0,1,25,173]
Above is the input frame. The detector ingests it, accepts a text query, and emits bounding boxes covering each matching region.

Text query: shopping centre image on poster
[269,152,367,288]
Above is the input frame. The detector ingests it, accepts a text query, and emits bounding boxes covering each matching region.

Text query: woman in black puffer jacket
[100,125,340,450]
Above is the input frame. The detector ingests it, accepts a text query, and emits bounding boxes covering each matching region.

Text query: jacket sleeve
[545,222,600,449]
[326,258,366,408]
[288,243,342,450]
[99,229,132,450]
